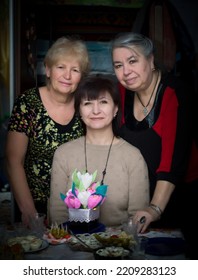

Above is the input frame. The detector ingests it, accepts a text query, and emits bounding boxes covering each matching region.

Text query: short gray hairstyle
[111,32,155,58]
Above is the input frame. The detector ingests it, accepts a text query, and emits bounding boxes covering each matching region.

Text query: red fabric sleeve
[119,83,126,125]
[153,87,179,173]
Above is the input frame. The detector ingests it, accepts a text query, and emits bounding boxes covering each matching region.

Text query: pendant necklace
[136,70,159,116]
[84,135,114,185]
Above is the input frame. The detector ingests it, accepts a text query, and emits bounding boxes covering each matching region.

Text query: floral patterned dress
[8,87,84,209]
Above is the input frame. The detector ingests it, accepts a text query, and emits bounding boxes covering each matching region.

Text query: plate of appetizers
[7,235,49,253]
[94,246,130,260]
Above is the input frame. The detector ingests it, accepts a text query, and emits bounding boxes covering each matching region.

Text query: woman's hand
[133,207,160,233]
[21,208,38,228]
[133,181,175,233]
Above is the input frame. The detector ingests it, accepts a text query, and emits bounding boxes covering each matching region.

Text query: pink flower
[87,182,98,194]
[64,191,81,208]
[61,170,108,209]
[87,194,103,209]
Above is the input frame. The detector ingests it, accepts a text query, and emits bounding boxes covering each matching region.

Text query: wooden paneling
[18,0,140,90]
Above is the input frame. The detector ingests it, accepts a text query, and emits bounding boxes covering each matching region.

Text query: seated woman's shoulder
[118,137,142,154]
[57,136,83,151]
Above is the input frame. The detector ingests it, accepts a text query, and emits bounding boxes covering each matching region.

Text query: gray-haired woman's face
[112,46,154,92]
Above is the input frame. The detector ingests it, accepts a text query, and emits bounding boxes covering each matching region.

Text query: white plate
[25,240,49,253]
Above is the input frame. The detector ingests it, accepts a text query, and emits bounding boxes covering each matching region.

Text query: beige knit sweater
[49,136,149,227]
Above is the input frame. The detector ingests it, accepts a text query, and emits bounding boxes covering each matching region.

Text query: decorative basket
[68,208,99,223]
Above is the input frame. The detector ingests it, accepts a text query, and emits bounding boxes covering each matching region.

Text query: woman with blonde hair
[6,36,90,226]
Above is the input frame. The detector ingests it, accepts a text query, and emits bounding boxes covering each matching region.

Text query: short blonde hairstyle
[44,36,90,79]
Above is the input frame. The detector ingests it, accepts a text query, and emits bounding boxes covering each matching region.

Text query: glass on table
[121,217,139,251]
[122,217,138,236]
[29,213,46,238]
[121,217,149,259]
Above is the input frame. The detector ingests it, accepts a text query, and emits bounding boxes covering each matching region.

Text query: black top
[119,72,192,196]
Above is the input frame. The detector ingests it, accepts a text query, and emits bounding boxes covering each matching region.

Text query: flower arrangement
[60,169,108,209]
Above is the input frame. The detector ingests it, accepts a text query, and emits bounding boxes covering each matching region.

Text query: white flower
[76,171,93,190]
[77,191,91,207]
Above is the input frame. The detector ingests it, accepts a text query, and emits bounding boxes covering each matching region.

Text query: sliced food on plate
[43,223,71,244]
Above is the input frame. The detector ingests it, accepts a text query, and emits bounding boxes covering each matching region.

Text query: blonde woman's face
[112,47,154,92]
[45,57,82,94]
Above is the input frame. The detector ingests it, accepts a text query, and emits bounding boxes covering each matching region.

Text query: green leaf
[72,169,80,186]
[71,182,77,196]
[92,170,98,182]
[60,193,66,201]
[95,185,108,196]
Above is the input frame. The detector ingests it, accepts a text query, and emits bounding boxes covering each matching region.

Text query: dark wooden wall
[17,1,140,92]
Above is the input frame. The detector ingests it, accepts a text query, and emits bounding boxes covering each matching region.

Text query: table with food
[0,222,186,260]
[0,169,186,260]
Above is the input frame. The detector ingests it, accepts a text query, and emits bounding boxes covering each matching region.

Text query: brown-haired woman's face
[79,91,118,131]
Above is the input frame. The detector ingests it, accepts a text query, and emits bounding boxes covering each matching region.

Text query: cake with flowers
[60,169,108,233]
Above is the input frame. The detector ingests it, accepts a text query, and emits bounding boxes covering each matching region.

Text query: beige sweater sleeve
[127,151,150,217]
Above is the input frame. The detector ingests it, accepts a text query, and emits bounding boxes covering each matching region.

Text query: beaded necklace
[136,70,159,116]
[84,135,114,185]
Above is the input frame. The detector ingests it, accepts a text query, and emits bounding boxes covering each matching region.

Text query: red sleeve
[153,87,179,173]
[118,83,126,125]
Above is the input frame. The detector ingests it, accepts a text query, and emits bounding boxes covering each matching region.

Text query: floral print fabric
[8,87,84,203]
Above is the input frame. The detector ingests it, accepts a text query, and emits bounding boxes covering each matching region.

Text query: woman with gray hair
[111,32,194,235]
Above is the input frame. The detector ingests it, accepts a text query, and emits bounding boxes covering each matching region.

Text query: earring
[152,67,155,71]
